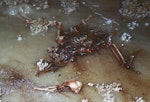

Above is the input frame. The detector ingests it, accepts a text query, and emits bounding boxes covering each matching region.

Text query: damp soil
[0,0,150,102]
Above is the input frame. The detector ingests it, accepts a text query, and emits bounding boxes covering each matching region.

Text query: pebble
[87,82,94,87]
[105,19,112,24]
[144,22,149,26]
[17,35,23,41]
[81,98,89,102]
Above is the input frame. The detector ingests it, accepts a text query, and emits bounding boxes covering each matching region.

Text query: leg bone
[48,21,62,38]
[110,44,126,66]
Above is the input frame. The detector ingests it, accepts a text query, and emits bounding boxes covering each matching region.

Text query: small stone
[144,22,149,26]
[81,98,89,102]
[17,35,23,41]
[121,44,124,47]
[87,82,94,87]
[105,19,112,24]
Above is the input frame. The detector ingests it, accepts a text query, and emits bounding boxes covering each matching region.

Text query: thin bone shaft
[127,55,135,67]
[56,22,62,38]
[78,15,93,26]
[110,44,126,65]
[34,86,57,92]
[18,12,32,21]
[72,15,93,32]
[48,21,62,38]
[126,49,141,68]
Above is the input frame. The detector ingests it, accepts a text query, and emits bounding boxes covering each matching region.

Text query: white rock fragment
[82,1,86,5]
[144,22,149,26]
[17,35,23,41]
[127,21,139,30]
[133,97,145,102]
[121,32,132,42]
[8,4,32,15]
[87,82,94,87]
[19,4,32,14]
[121,44,124,47]
[31,0,49,10]
[36,59,49,71]
[60,0,79,14]
[81,98,89,102]
[96,82,122,102]
[119,0,149,19]
[105,19,112,25]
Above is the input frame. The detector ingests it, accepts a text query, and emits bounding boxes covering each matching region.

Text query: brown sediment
[0,64,35,94]
[73,58,87,74]
[0,64,24,83]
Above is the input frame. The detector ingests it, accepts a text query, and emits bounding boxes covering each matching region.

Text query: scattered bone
[95,12,119,26]
[36,15,137,75]
[19,13,61,35]
[96,82,122,102]
[121,32,132,42]
[133,97,145,102]
[34,80,82,94]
